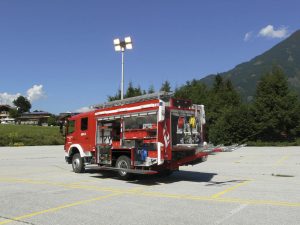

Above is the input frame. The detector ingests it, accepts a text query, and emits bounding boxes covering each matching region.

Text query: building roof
[22,111,52,116]
[19,111,52,120]
[0,105,14,111]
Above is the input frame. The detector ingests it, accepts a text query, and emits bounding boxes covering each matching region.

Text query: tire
[116,155,132,179]
[72,153,85,173]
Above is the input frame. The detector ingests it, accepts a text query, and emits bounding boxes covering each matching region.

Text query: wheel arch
[68,144,85,158]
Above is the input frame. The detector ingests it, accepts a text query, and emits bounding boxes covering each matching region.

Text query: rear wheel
[72,153,85,173]
[116,156,132,179]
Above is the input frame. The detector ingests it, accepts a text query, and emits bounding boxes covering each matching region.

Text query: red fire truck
[64,92,210,179]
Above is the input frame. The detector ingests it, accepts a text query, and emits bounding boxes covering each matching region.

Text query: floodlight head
[124,36,132,44]
[113,36,133,51]
[113,38,120,45]
[114,45,122,52]
[125,43,133,50]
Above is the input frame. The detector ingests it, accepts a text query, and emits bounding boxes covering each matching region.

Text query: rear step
[85,165,158,175]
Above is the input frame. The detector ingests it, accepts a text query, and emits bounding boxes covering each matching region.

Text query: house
[0,105,15,124]
[18,111,52,126]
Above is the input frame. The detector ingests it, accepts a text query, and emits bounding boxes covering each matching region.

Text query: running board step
[85,165,158,175]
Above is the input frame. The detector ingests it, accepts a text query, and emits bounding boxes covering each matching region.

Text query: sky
[0,0,299,114]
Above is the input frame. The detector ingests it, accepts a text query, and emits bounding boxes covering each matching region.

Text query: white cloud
[26,84,45,102]
[75,106,93,113]
[0,92,20,106]
[244,31,253,41]
[0,84,46,106]
[258,25,288,39]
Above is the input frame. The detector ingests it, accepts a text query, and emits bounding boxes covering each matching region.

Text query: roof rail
[93,92,173,109]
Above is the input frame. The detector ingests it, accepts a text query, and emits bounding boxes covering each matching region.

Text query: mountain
[200,29,300,101]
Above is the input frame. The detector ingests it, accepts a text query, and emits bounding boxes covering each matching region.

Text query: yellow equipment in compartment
[189,116,196,128]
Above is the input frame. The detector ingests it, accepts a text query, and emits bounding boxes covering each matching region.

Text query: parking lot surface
[0,146,299,225]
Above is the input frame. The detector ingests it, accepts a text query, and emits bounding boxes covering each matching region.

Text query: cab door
[65,119,76,151]
[78,117,92,151]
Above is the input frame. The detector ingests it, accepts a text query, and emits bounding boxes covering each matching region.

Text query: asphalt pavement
[0,146,299,225]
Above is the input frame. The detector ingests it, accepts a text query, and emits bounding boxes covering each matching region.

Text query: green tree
[175,79,209,105]
[9,108,20,119]
[213,74,223,91]
[204,76,242,144]
[160,80,171,92]
[108,82,144,101]
[252,67,300,141]
[47,115,57,126]
[13,96,31,113]
[209,105,255,145]
[206,76,241,128]
[148,84,155,94]
[125,82,143,98]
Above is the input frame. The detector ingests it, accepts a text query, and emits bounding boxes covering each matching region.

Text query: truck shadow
[88,169,217,186]
[128,171,218,185]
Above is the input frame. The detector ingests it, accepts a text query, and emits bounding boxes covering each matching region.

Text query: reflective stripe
[95,103,158,116]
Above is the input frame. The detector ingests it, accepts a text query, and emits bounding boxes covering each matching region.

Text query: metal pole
[121,50,124,100]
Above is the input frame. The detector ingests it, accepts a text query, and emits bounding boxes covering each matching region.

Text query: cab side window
[81,117,88,131]
[68,120,75,134]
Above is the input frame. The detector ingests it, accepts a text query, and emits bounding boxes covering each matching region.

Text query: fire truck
[64,92,210,179]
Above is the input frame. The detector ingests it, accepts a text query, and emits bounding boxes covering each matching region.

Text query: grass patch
[0,124,64,146]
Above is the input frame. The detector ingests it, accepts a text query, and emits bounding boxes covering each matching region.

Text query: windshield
[171,111,201,145]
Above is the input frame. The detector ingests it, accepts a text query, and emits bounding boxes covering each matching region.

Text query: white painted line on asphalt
[214,204,248,225]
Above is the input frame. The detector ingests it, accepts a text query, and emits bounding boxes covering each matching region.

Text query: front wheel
[72,153,85,173]
[116,156,132,179]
